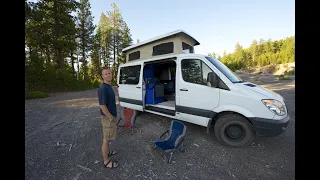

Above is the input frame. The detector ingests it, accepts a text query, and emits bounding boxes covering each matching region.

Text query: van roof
[122,29,200,53]
[119,53,206,67]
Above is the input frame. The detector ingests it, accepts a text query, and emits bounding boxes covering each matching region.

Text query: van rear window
[119,65,141,85]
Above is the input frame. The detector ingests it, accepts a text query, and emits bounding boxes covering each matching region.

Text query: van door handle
[136,87,141,89]
[180,88,188,91]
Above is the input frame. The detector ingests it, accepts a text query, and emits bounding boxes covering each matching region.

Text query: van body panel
[237,83,284,102]
[212,104,256,118]
[218,84,275,120]
[176,105,215,118]
[175,55,220,126]
[176,112,210,127]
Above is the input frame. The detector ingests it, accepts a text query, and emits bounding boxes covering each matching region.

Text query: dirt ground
[25,73,295,180]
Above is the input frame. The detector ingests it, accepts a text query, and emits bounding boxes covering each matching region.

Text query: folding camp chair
[153,120,186,163]
[117,106,140,134]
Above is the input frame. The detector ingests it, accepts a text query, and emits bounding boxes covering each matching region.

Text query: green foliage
[25,91,49,100]
[25,1,131,93]
[25,53,93,91]
[92,80,101,88]
[111,79,118,86]
[212,36,295,71]
[287,69,295,75]
[97,3,133,84]
[77,0,96,80]
[278,75,291,80]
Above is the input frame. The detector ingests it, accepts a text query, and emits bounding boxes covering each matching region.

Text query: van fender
[206,105,255,134]
[213,105,255,118]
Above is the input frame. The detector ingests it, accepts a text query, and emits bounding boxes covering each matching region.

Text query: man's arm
[98,86,116,121]
[100,105,116,121]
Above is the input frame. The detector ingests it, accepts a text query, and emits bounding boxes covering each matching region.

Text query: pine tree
[76,0,96,80]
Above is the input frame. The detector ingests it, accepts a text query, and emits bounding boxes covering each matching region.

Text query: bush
[25,91,49,100]
[111,79,118,86]
[287,69,295,75]
[278,75,291,80]
[92,79,102,88]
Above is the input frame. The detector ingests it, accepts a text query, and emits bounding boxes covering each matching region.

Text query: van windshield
[205,56,243,83]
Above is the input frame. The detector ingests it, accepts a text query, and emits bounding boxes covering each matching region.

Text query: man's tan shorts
[101,116,117,140]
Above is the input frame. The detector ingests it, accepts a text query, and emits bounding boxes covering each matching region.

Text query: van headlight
[262,99,286,116]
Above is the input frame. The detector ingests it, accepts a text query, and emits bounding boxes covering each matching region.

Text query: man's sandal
[104,160,119,169]
[108,151,118,157]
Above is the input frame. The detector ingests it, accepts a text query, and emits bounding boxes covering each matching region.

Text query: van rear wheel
[214,114,255,148]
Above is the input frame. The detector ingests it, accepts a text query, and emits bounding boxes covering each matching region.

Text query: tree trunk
[53,0,63,69]
[102,48,105,67]
[113,31,116,70]
[77,52,80,80]
[82,50,88,80]
[81,17,88,81]
[25,50,27,63]
[29,47,33,57]
[71,52,75,77]
[98,49,101,71]
[45,49,51,64]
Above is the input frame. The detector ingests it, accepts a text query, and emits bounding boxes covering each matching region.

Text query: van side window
[128,51,140,61]
[152,42,174,56]
[181,59,215,86]
[119,65,141,85]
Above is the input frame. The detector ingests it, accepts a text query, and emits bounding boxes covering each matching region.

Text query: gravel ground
[25,74,295,180]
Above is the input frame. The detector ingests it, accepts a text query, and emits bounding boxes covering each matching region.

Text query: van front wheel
[214,114,255,148]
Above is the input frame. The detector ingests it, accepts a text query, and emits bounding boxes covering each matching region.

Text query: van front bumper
[249,115,290,137]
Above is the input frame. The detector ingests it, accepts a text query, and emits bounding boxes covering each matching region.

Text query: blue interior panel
[144,64,164,104]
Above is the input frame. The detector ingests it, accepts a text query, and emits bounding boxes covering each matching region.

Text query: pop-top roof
[122,29,200,53]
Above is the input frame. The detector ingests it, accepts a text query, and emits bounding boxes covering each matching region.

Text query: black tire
[214,114,255,148]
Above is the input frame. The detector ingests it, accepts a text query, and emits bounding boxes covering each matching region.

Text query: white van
[117,30,290,147]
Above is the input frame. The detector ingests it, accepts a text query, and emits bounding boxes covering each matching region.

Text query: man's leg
[101,117,118,168]
[102,138,110,164]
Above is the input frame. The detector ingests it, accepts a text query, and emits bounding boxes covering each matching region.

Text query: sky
[89,0,295,56]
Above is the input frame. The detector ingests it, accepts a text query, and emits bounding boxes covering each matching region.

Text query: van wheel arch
[208,111,256,148]
[209,111,254,128]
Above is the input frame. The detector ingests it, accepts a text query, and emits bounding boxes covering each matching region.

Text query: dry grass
[245,62,295,76]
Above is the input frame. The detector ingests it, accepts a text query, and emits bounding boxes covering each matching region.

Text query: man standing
[98,67,119,169]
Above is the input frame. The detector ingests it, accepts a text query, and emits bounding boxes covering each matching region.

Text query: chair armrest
[159,130,169,138]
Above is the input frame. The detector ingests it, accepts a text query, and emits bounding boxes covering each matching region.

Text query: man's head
[102,67,112,83]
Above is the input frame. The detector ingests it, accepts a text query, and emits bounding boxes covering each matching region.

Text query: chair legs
[154,141,185,163]
[168,151,174,163]
[154,145,175,163]
[180,141,186,152]
[131,126,141,135]
[168,141,186,163]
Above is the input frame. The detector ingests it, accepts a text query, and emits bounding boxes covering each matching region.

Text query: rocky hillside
[236,62,295,76]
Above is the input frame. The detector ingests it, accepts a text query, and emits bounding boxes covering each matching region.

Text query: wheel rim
[225,124,245,141]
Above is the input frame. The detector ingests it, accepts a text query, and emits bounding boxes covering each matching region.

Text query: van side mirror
[207,72,218,87]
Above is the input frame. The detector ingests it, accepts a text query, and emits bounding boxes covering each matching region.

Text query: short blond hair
[102,66,111,73]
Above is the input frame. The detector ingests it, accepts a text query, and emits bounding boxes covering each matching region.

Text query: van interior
[143,59,176,115]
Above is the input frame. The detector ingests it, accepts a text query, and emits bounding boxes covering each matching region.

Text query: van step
[145,106,175,116]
